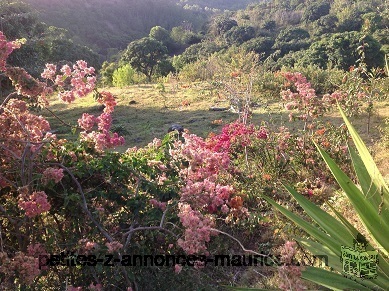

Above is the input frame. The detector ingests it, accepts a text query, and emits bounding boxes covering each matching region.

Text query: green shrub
[112,64,135,87]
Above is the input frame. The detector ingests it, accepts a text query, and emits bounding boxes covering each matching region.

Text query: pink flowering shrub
[170,132,249,254]
[207,121,268,153]
[9,252,41,285]
[280,72,327,124]
[0,31,129,288]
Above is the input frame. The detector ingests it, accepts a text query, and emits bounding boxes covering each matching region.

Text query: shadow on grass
[44,84,388,151]
[44,104,366,149]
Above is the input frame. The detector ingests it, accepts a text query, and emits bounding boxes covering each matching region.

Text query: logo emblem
[341,234,378,280]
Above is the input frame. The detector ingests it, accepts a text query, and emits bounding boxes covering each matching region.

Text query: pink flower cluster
[181,180,234,214]
[10,252,40,284]
[96,91,117,114]
[0,99,52,158]
[171,132,247,254]
[41,61,96,103]
[281,72,326,122]
[27,243,49,270]
[173,133,230,176]
[278,241,306,290]
[280,241,297,264]
[174,263,183,274]
[105,241,123,253]
[0,31,22,71]
[207,121,268,152]
[177,203,215,255]
[78,113,96,131]
[78,239,99,254]
[42,167,64,184]
[6,67,48,99]
[81,131,125,151]
[18,190,51,217]
[77,92,124,150]
[322,90,362,115]
[149,198,167,211]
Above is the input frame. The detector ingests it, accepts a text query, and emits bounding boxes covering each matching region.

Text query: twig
[209,228,279,266]
[0,92,19,113]
[45,107,79,129]
[209,228,263,256]
[159,204,169,227]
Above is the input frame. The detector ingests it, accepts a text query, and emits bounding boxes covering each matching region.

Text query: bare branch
[209,227,276,266]
[45,107,80,129]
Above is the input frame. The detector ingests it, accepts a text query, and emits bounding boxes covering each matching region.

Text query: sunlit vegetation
[0,0,388,290]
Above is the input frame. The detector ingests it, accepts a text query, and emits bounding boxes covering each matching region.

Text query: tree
[242,36,274,56]
[99,61,119,87]
[177,41,224,66]
[337,7,363,32]
[121,37,168,82]
[224,25,255,45]
[149,26,170,43]
[273,27,310,55]
[262,20,276,30]
[212,16,238,36]
[296,31,384,70]
[302,1,331,23]
[0,0,41,39]
[313,15,338,36]
[112,64,135,87]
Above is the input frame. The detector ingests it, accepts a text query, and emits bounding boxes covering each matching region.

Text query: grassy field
[43,81,389,176]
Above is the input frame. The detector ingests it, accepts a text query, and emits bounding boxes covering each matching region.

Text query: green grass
[44,82,278,147]
[42,82,389,177]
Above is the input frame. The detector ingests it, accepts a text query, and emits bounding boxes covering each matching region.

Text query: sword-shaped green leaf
[301,266,374,290]
[262,194,341,255]
[296,238,342,270]
[284,184,354,246]
[339,105,389,223]
[315,144,389,257]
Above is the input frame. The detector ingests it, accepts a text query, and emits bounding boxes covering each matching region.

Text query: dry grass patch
[43,82,389,176]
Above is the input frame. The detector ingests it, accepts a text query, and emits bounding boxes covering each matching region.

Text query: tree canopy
[121,37,168,81]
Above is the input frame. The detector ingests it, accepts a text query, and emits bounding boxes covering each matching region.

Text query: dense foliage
[95,0,388,84]
[23,0,209,57]
[4,0,387,83]
[0,1,99,77]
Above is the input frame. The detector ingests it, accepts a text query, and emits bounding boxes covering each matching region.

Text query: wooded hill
[22,0,208,57]
[2,0,388,80]
[172,0,388,72]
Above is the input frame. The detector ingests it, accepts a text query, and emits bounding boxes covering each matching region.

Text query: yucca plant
[262,105,389,290]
